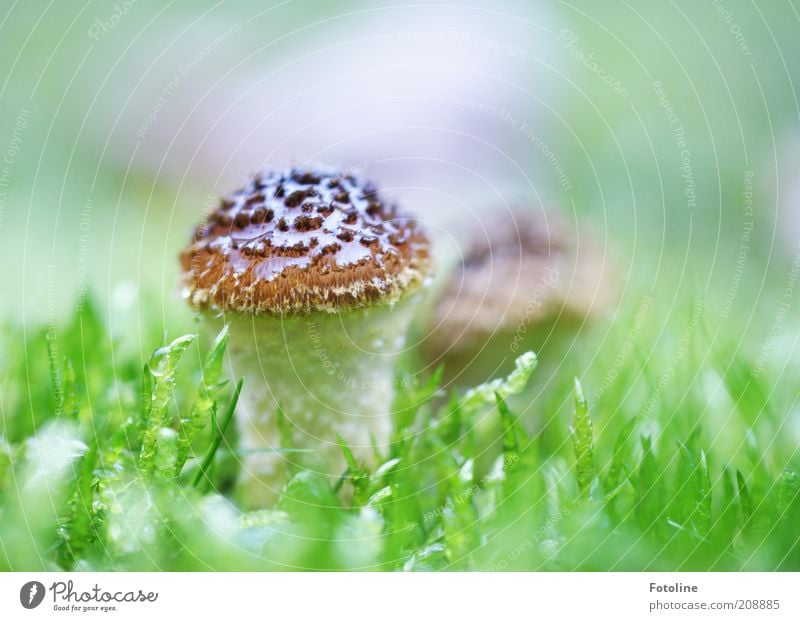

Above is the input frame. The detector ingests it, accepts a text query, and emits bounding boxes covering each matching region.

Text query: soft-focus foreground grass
[1,289,798,573]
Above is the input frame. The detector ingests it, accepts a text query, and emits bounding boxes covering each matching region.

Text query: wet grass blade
[605,416,638,518]
[337,433,371,505]
[176,326,229,476]
[571,378,594,497]
[736,470,753,536]
[192,378,243,489]
[496,392,519,472]
[140,334,195,477]
[636,436,660,534]
[695,450,712,536]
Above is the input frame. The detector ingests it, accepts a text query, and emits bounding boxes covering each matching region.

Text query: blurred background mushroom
[424,205,615,387]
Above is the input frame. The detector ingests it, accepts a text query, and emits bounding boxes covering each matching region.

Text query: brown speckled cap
[180,166,431,314]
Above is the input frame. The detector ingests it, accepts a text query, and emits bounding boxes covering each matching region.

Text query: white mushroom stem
[222,298,419,506]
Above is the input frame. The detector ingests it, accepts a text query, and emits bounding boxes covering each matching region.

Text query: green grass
[0,295,798,572]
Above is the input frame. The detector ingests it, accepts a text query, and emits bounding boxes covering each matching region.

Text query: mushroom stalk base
[223,303,416,507]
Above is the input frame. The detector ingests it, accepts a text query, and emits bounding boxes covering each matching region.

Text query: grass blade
[496,392,520,472]
[571,378,594,496]
[192,378,243,489]
[736,470,753,536]
[140,334,195,476]
[175,326,229,476]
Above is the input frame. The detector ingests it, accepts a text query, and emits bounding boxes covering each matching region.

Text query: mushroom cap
[180,166,431,314]
[427,208,613,357]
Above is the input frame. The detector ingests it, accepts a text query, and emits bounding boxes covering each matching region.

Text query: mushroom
[179,165,431,505]
[425,207,613,385]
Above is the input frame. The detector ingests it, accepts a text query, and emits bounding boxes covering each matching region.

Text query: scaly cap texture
[180,166,431,314]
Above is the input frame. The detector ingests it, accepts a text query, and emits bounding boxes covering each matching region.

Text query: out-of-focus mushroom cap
[180,166,431,314]
[428,209,612,355]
